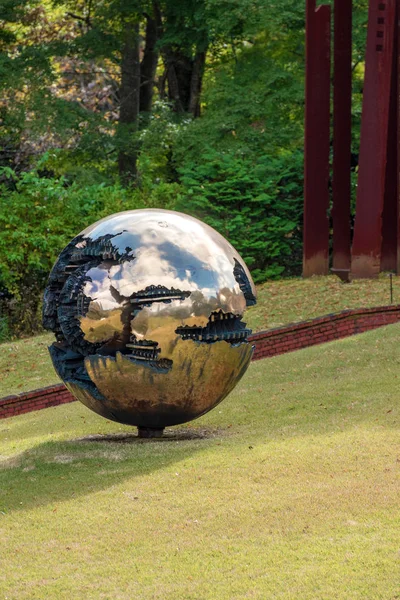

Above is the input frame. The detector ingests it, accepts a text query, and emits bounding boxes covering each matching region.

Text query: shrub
[176,149,303,282]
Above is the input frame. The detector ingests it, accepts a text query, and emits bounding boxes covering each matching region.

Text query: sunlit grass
[0,332,55,396]
[246,273,398,331]
[1,324,400,599]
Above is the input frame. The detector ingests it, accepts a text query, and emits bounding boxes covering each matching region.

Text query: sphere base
[137,426,165,438]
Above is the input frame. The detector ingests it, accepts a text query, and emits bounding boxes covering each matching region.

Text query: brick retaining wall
[250,304,400,360]
[0,384,74,420]
[2,304,400,420]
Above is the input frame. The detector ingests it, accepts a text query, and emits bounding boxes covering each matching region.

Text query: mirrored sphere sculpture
[43,209,257,436]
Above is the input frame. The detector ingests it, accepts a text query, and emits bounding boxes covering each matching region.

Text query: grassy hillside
[249,273,399,331]
[1,323,400,599]
[1,274,399,397]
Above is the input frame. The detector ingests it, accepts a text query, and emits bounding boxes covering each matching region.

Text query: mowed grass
[248,273,400,331]
[0,332,55,396]
[1,274,399,397]
[1,323,400,599]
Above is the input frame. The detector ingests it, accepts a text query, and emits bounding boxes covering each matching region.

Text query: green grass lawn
[1,274,400,397]
[248,273,400,331]
[1,323,400,599]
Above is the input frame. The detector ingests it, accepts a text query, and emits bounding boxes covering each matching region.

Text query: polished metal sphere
[43,209,256,434]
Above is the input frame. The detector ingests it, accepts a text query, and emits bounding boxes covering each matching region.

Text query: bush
[176,149,303,282]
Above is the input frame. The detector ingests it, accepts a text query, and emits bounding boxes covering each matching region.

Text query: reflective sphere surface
[43,209,256,430]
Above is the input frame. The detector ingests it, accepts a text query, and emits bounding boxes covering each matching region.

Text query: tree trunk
[169,51,192,112]
[152,1,206,116]
[118,21,140,186]
[139,15,158,113]
[165,59,184,112]
[189,50,206,117]
[153,2,184,113]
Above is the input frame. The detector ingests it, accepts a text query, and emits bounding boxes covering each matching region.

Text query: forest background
[0,0,368,338]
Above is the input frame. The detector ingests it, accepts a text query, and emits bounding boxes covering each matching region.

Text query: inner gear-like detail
[130,285,191,310]
[43,232,131,338]
[126,338,160,361]
[233,258,257,306]
[175,311,251,344]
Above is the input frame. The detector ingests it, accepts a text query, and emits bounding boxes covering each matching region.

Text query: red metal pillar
[397,0,400,275]
[350,0,396,278]
[381,11,398,272]
[303,0,331,277]
[332,0,352,274]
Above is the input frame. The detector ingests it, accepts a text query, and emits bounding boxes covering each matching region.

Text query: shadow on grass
[75,427,220,443]
[0,427,222,515]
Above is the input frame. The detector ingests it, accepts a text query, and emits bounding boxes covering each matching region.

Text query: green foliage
[0,168,87,335]
[168,32,306,281]
[136,100,191,184]
[177,149,303,281]
[175,38,304,166]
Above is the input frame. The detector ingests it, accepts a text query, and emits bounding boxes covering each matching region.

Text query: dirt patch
[0,455,22,470]
[51,454,75,464]
[74,426,225,444]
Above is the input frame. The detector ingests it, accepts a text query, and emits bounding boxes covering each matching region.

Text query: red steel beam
[397,0,400,275]
[381,12,398,273]
[350,0,396,278]
[303,0,331,277]
[332,0,352,273]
